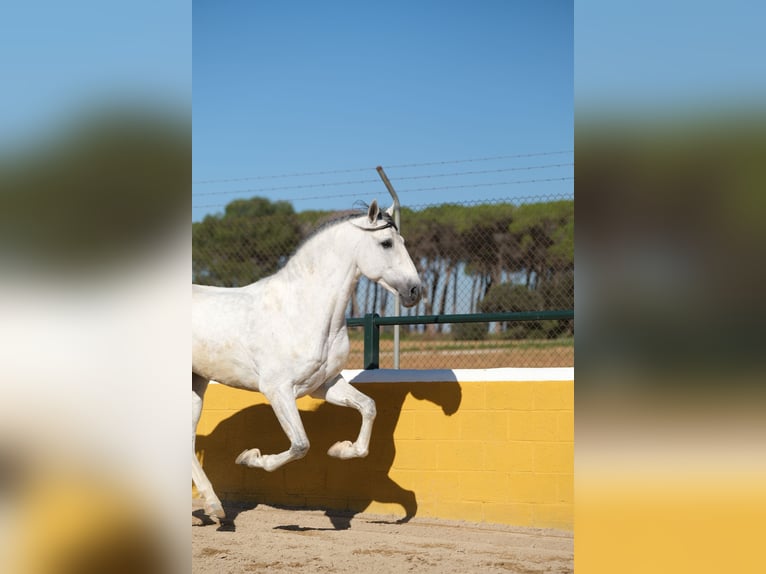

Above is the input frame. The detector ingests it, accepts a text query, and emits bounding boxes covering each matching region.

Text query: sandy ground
[192,500,573,574]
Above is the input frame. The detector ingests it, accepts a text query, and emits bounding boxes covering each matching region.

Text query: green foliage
[480,283,544,313]
[540,269,574,310]
[0,108,189,270]
[296,209,332,234]
[508,200,574,281]
[193,197,301,286]
[191,196,575,332]
[479,283,569,339]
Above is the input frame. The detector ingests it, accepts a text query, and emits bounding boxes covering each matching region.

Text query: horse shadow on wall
[195,374,461,530]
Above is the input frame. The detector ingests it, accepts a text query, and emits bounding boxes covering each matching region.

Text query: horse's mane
[296,210,362,252]
[296,203,397,252]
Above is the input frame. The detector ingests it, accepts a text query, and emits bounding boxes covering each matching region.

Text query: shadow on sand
[195,376,461,530]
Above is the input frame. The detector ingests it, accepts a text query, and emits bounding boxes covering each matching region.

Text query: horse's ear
[367,200,380,223]
[384,204,395,216]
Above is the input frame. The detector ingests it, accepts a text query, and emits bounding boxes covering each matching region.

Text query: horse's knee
[290,438,310,459]
[361,398,376,420]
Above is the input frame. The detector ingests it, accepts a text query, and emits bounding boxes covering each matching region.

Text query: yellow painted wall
[194,372,573,530]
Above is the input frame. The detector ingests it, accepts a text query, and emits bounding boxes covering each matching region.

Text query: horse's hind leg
[192,374,225,521]
[312,374,376,459]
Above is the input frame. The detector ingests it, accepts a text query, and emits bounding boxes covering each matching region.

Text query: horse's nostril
[410,285,420,299]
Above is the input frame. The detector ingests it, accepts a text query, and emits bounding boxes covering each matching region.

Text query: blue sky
[576,0,766,113]
[193,1,574,220]
[0,1,190,149]
[1,2,761,222]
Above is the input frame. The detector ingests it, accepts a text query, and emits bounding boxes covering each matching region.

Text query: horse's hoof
[206,501,226,520]
[327,440,354,459]
[235,448,261,467]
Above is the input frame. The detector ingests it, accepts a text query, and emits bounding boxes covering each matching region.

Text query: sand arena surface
[193,501,573,573]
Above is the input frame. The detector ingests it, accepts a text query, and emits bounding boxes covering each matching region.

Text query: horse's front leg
[235,385,309,472]
[311,374,376,459]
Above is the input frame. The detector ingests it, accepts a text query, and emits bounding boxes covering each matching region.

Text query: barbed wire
[192,150,573,185]
[192,166,373,185]
[385,150,573,170]
[392,162,573,182]
[400,176,573,194]
[193,176,574,211]
[192,162,574,198]
[192,178,379,197]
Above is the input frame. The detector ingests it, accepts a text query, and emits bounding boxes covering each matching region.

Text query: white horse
[192,200,421,521]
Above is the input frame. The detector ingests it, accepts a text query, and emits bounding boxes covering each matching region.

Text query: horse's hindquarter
[192,285,266,389]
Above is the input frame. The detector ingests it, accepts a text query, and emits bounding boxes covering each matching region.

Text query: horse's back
[193,284,246,325]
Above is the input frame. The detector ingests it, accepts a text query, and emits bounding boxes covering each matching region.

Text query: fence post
[363,313,380,370]
[376,166,401,369]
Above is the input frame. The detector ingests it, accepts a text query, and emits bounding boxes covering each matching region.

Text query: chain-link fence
[193,193,573,369]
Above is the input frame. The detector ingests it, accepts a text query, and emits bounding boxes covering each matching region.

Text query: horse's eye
[380,239,393,249]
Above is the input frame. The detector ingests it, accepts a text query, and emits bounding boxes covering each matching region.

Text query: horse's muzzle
[400,283,421,308]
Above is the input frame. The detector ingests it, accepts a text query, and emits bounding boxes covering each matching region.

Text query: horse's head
[353,200,421,308]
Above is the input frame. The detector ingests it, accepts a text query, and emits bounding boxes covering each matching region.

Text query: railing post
[348,310,573,369]
[363,313,380,370]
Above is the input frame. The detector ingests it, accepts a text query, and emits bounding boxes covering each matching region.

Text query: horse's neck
[280,224,360,326]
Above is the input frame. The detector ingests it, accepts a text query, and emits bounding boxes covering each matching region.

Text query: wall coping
[208,367,574,386]
[343,367,574,383]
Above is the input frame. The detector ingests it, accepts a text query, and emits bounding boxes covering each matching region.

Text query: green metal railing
[347,309,574,369]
